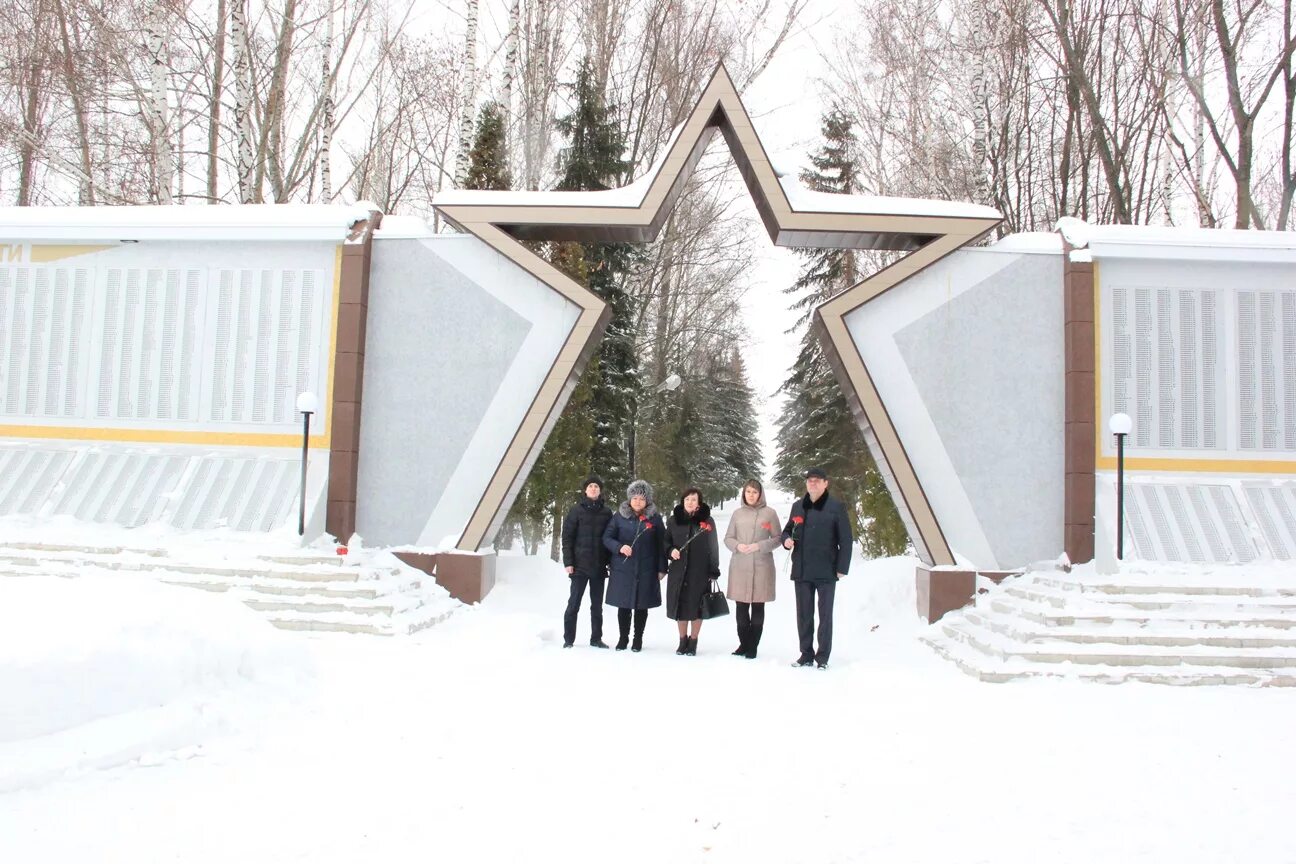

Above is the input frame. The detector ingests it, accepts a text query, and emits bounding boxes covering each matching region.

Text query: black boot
[631,609,646,652]
[615,609,630,650]
[685,636,697,656]
[745,622,762,659]
[733,619,749,656]
[676,635,689,655]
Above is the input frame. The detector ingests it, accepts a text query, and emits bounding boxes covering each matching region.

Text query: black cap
[584,475,604,490]
[803,466,828,480]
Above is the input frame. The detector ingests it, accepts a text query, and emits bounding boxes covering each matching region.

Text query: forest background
[1,0,1292,559]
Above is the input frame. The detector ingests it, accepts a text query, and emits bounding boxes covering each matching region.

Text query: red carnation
[761,522,773,532]
[792,516,805,525]
[701,522,713,532]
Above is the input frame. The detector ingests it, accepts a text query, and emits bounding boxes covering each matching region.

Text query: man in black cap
[781,466,852,669]
[560,475,613,648]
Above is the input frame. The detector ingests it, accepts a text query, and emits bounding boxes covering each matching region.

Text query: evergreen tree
[640,349,763,508]
[498,59,639,558]
[555,56,639,495]
[502,243,597,557]
[463,101,511,191]
[773,108,908,557]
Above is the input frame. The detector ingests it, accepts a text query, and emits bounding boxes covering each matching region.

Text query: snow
[2,501,1294,862]
[778,176,1002,219]
[988,231,1063,253]
[434,122,687,210]
[0,204,375,241]
[433,122,1001,224]
[1056,216,1296,262]
[0,575,310,795]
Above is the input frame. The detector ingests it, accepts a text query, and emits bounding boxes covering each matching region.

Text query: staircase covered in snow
[0,541,457,636]
[924,565,1296,685]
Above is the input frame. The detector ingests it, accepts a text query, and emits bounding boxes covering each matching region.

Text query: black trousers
[794,580,836,663]
[563,573,606,644]
[735,601,765,648]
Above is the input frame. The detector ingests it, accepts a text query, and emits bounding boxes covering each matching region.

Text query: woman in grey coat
[723,479,781,658]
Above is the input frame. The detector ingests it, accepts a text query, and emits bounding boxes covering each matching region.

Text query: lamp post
[296,391,319,536]
[628,373,681,478]
[1108,412,1132,560]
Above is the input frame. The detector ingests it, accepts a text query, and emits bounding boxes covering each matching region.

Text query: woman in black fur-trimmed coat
[665,487,721,656]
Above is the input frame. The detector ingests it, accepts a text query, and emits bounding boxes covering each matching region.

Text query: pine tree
[773,108,908,557]
[498,59,639,558]
[555,56,639,494]
[463,101,511,191]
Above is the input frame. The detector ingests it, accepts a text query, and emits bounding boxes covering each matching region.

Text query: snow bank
[0,575,312,793]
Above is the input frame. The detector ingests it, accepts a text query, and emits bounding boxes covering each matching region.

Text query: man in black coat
[781,466,852,669]
[561,475,613,648]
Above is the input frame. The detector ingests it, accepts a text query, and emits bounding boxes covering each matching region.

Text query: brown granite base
[915,566,1024,622]
[393,550,497,604]
[916,567,975,623]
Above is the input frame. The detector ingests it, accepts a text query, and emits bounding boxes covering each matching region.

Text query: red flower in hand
[701,522,713,533]
[639,514,648,522]
[761,522,773,532]
[792,516,804,525]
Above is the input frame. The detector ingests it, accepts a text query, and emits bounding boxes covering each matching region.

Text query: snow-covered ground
[3,499,1295,863]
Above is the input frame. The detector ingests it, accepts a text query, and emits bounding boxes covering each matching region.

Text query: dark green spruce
[773,108,908,558]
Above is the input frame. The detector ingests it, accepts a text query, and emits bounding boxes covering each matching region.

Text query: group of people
[560,467,853,669]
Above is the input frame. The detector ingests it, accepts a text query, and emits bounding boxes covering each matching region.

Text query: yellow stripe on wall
[0,424,329,448]
[1097,455,1296,474]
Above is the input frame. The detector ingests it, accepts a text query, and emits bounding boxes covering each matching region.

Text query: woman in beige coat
[723,479,781,658]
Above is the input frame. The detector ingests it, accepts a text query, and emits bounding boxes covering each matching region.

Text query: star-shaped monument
[435,65,1000,563]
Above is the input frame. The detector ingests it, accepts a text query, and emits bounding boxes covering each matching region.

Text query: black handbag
[698,578,730,620]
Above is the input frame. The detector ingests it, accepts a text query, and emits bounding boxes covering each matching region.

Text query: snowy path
[3,502,1295,862]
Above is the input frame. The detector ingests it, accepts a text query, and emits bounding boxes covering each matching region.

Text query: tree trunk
[259,0,299,202]
[970,1,991,206]
[320,0,336,201]
[147,4,173,204]
[503,0,520,175]
[208,0,227,203]
[18,57,45,206]
[454,0,481,187]
[231,0,255,203]
[1280,0,1295,229]
[53,0,94,204]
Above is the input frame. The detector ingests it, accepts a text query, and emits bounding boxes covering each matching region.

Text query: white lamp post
[296,392,320,536]
[1108,412,1132,560]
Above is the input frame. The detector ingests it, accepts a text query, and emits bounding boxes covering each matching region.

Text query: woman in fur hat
[601,479,668,651]
[723,479,782,658]
[665,487,721,655]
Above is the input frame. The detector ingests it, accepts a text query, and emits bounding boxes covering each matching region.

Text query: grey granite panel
[895,254,1064,568]
[357,238,530,546]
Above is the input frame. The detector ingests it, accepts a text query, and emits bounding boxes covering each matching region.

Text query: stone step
[987,595,1296,630]
[988,596,1296,631]
[921,632,1296,686]
[1003,583,1296,615]
[0,546,396,584]
[268,603,454,636]
[1032,575,1296,598]
[0,542,167,557]
[243,596,397,616]
[0,543,454,638]
[940,617,1296,668]
[964,609,1296,650]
